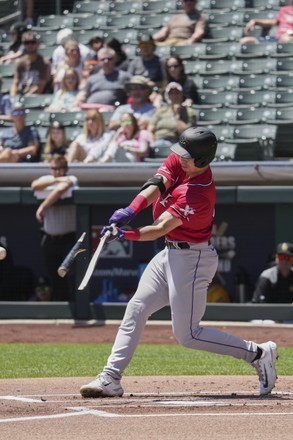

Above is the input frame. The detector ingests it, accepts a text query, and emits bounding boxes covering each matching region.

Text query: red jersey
[276,6,293,39]
[153,153,216,243]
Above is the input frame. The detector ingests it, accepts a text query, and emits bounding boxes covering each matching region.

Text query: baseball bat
[78,226,113,291]
[57,232,86,278]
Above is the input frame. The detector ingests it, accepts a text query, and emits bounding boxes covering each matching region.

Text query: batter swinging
[80,127,278,398]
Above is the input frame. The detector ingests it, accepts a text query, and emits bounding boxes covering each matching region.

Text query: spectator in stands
[0,102,40,163]
[31,156,78,301]
[163,56,200,106]
[29,276,52,302]
[79,59,101,90]
[99,113,151,163]
[104,37,129,71]
[153,0,208,46]
[127,33,165,86]
[108,75,156,131]
[53,41,84,92]
[0,75,12,121]
[66,109,113,163]
[45,68,80,113]
[241,3,293,44]
[147,82,196,150]
[252,242,293,304]
[74,48,131,108]
[88,35,104,61]
[10,31,51,96]
[52,28,91,76]
[41,121,69,162]
[0,22,27,64]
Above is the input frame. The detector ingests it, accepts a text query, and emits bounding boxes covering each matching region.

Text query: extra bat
[78,227,113,291]
[57,232,86,278]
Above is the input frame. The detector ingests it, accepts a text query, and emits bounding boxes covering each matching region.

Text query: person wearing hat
[0,102,40,163]
[252,242,293,304]
[127,33,165,86]
[108,75,156,131]
[80,126,278,399]
[31,156,78,301]
[147,81,196,150]
[41,121,69,162]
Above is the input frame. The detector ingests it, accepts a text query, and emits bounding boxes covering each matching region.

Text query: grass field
[0,344,292,379]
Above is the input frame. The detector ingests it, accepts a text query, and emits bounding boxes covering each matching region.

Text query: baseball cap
[138,33,155,46]
[165,82,183,94]
[276,242,293,257]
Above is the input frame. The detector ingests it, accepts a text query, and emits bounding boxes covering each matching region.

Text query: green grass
[0,344,292,379]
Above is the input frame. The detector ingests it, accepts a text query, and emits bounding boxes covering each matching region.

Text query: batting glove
[100,224,125,243]
[109,207,135,227]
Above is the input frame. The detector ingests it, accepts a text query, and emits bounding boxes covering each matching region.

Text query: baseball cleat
[252,341,278,396]
[80,373,124,398]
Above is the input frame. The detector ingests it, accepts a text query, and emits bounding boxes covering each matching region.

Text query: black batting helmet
[171,127,217,168]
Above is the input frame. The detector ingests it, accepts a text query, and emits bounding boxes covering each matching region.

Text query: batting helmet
[171,127,217,168]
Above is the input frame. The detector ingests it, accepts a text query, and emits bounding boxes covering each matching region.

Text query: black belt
[45,232,75,240]
[165,240,211,249]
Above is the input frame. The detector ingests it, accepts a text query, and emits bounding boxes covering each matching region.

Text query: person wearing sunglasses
[252,242,293,304]
[10,31,51,96]
[98,112,151,163]
[0,102,40,163]
[31,156,78,301]
[74,48,131,109]
[153,0,208,46]
[108,75,156,131]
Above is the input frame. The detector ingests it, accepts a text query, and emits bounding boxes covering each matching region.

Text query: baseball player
[80,127,278,398]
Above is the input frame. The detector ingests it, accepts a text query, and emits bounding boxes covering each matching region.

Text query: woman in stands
[97,112,151,163]
[53,40,84,92]
[155,55,200,107]
[66,109,113,163]
[42,121,69,162]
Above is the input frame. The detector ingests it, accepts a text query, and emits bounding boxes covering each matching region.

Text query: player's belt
[165,240,211,250]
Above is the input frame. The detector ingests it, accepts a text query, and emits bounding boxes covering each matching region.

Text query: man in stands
[10,31,51,96]
[153,0,208,46]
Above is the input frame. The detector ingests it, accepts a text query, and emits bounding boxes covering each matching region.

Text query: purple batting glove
[100,225,125,243]
[109,207,135,227]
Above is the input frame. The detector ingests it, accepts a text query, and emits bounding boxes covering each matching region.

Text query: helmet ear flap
[194,157,210,168]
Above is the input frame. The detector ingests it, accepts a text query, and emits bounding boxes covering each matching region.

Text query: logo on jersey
[160,193,173,207]
[179,204,195,220]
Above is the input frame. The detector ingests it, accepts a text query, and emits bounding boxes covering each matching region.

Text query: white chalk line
[1,391,293,424]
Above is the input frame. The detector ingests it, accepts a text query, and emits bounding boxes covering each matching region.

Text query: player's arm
[35,179,73,222]
[108,173,171,227]
[134,211,182,241]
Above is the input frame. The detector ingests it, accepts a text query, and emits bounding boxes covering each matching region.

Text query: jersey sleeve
[156,153,184,185]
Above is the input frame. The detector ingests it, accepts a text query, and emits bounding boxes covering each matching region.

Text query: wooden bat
[78,228,112,291]
[57,232,86,278]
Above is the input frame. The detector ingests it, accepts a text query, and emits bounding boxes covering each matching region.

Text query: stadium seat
[73,15,108,30]
[272,43,293,58]
[210,0,246,10]
[25,110,51,126]
[0,63,14,77]
[138,14,171,30]
[109,1,144,14]
[241,58,278,74]
[36,31,58,46]
[73,1,111,14]
[49,111,85,127]
[232,90,276,108]
[201,42,242,60]
[170,44,206,60]
[270,90,293,107]
[266,107,293,124]
[200,75,240,91]
[37,14,75,29]
[196,91,238,108]
[202,26,243,43]
[141,0,179,13]
[20,94,53,109]
[235,43,277,59]
[208,12,245,27]
[197,108,238,125]
[275,75,293,90]
[238,74,277,90]
[234,107,277,124]
[103,29,140,45]
[274,59,293,73]
[75,29,104,45]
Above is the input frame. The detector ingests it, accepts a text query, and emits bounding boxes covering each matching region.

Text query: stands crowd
[1,0,293,301]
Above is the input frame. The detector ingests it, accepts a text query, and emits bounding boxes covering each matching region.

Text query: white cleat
[80,372,124,398]
[252,341,278,396]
